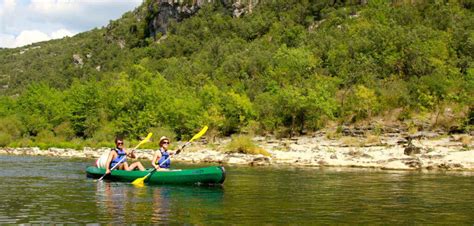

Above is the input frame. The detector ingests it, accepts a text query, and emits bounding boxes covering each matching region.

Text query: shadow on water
[94,181,224,224]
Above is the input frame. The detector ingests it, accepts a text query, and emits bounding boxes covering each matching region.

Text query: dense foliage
[0,0,473,148]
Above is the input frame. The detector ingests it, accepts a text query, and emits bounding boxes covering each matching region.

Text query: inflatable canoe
[86,166,226,185]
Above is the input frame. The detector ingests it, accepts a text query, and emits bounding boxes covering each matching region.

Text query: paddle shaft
[141,142,190,180]
[138,151,177,181]
[98,140,148,181]
[97,153,126,181]
[157,143,186,166]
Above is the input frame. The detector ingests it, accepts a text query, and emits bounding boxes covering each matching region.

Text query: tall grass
[226,135,270,156]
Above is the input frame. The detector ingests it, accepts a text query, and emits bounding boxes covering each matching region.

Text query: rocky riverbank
[1,133,473,171]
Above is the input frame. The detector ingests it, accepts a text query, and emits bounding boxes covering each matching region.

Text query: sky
[0,0,142,48]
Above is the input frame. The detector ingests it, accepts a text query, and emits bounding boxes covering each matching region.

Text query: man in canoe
[105,137,146,174]
[151,136,181,170]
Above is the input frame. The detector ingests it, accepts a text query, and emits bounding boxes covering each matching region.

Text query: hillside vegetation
[0,0,473,148]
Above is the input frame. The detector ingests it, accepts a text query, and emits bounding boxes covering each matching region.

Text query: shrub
[346,85,380,121]
[459,135,472,147]
[144,126,176,149]
[91,122,117,143]
[35,129,57,143]
[54,121,75,140]
[340,136,360,146]
[0,116,24,140]
[93,141,113,149]
[364,134,381,146]
[8,138,34,148]
[0,132,12,147]
[325,129,342,140]
[241,120,262,136]
[226,135,270,156]
[34,142,49,150]
[148,126,176,143]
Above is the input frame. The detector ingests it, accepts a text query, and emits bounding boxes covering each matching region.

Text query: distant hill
[0,0,262,95]
[0,0,472,148]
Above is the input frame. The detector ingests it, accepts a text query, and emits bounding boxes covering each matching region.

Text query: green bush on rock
[226,135,270,156]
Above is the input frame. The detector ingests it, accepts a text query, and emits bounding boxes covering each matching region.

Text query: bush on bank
[226,135,270,156]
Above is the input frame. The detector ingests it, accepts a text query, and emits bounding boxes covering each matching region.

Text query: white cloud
[28,0,77,13]
[0,0,142,48]
[27,0,143,31]
[0,29,76,48]
[1,0,16,14]
[15,30,50,47]
[51,28,74,39]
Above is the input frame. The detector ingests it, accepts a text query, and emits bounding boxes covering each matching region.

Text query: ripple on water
[1,155,473,224]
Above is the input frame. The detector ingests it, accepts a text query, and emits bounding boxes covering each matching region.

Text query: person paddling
[151,136,181,170]
[105,138,146,175]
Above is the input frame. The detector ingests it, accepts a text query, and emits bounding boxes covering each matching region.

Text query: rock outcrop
[147,0,260,38]
[72,54,84,68]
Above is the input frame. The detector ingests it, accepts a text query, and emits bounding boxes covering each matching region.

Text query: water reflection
[1,155,473,224]
[150,185,171,222]
[96,182,126,223]
[94,182,224,224]
[147,185,225,224]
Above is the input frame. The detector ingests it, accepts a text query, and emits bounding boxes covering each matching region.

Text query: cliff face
[147,0,259,38]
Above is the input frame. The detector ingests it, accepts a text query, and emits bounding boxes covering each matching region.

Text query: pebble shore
[1,133,473,171]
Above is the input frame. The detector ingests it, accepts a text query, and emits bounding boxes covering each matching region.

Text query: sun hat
[159,136,170,145]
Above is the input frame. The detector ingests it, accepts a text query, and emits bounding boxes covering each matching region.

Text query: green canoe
[86,166,226,185]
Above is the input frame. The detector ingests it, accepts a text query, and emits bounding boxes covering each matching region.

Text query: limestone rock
[72,54,83,68]
[147,0,259,38]
[404,144,421,156]
[250,156,271,166]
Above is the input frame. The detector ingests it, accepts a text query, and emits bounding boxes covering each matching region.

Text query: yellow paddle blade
[132,170,153,186]
[134,132,153,149]
[189,126,208,143]
[131,177,146,186]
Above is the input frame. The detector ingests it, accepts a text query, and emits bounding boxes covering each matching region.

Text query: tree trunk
[290,115,296,138]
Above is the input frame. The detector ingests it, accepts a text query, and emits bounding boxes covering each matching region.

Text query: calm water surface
[0,155,473,224]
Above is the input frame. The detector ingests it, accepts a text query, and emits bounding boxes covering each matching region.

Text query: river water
[0,155,473,224]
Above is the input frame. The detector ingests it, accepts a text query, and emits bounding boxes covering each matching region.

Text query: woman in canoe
[151,136,181,170]
[105,138,146,174]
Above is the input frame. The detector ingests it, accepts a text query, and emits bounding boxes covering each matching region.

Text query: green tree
[17,83,68,135]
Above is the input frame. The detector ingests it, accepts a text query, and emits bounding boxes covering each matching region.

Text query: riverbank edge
[1,133,473,171]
